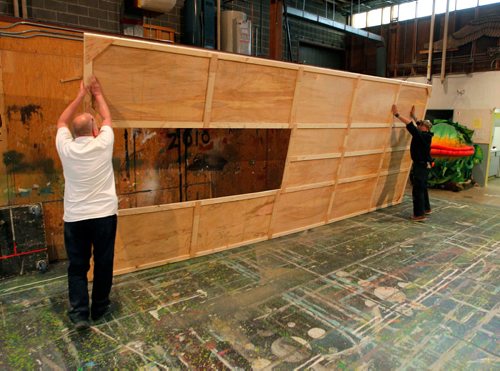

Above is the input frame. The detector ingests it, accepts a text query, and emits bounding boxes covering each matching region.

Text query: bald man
[56,77,118,330]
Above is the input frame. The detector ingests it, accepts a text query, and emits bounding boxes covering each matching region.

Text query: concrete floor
[1,179,499,370]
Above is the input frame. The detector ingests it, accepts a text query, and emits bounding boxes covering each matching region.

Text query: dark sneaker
[410,215,426,222]
[74,319,90,331]
[91,305,111,321]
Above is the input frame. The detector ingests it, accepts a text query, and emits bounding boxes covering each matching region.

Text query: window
[352,12,367,28]
[398,2,417,21]
[382,6,391,24]
[367,8,382,27]
[417,0,434,17]
[435,0,456,14]
[478,0,499,5]
[456,0,478,10]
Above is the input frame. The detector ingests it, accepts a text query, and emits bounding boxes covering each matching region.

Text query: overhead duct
[285,6,383,43]
[136,0,177,13]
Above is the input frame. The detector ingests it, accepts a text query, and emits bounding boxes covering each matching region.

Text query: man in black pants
[392,104,433,222]
[56,77,118,330]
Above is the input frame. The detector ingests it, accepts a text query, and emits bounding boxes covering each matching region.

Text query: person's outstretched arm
[391,104,414,125]
[57,81,87,129]
[89,76,112,127]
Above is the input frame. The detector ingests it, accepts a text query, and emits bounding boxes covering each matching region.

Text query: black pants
[412,163,431,217]
[64,214,117,322]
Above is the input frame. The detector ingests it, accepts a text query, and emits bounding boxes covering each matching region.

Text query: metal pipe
[21,0,27,18]
[440,0,450,83]
[13,0,19,17]
[0,21,82,33]
[0,30,82,41]
[217,0,220,50]
[426,0,436,82]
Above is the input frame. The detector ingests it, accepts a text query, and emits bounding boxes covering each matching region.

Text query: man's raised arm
[57,81,87,129]
[89,76,112,127]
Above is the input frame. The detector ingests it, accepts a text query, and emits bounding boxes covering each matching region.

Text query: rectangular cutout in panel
[329,178,377,219]
[284,158,340,188]
[114,128,290,208]
[211,60,296,124]
[295,72,356,124]
[339,153,382,180]
[272,186,332,234]
[288,128,346,157]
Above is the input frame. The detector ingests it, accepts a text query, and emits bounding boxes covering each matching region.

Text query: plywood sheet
[351,80,399,124]
[114,206,194,273]
[272,186,332,235]
[381,150,412,173]
[372,171,409,209]
[339,153,382,180]
[294,72,356,124]
[329,178,377,220]
[284,158,340,188]
[93,45,209,123]
[344,128,388,152]
[287,128,346,157]
[210,60,296,125]
[194,194,275,254]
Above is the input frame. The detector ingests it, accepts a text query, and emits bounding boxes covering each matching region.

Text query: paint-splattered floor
[1,181,499,370]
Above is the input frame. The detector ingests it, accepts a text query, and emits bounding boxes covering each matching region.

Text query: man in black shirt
[392,104,434,222]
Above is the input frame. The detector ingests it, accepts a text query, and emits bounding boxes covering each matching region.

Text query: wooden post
[269,0,283,60]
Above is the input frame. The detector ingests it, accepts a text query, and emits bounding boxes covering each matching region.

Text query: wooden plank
[295,72,356,124]
[343,128,388,152]
[372,171,409,209]
[210,60,296,124]
[203,55,218,128]
[92,44,210,124]
[351,79,399,124]
[287,128,346,157]
[194,194,275,255]
[283,158,340,188]
[329,178,377,220]
[113,206,194,272]
[272,186,332,235]
[380,150,412,173]
[339,153,383,180]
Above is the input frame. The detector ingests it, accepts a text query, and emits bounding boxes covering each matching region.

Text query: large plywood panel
[396,85,429,121]
[93,45,209,123]
[381,150,412,172]
[388,127,411,148]
[288,128,346,157]
[351,80,399,124]
[339,153,382,180]
[284,158,340,188]
[295,72,355,124]
[372,171,409,209]
[211,60,296,124]
[329,178,377,220]
[344,128,387,152]
[272,186,332,234]
[114,207,194,273]
[195,195,275,254]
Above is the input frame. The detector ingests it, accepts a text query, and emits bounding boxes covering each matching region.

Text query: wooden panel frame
[81,33,431,277]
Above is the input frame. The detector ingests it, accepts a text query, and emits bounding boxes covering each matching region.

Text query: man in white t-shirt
[56,76,118,331]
